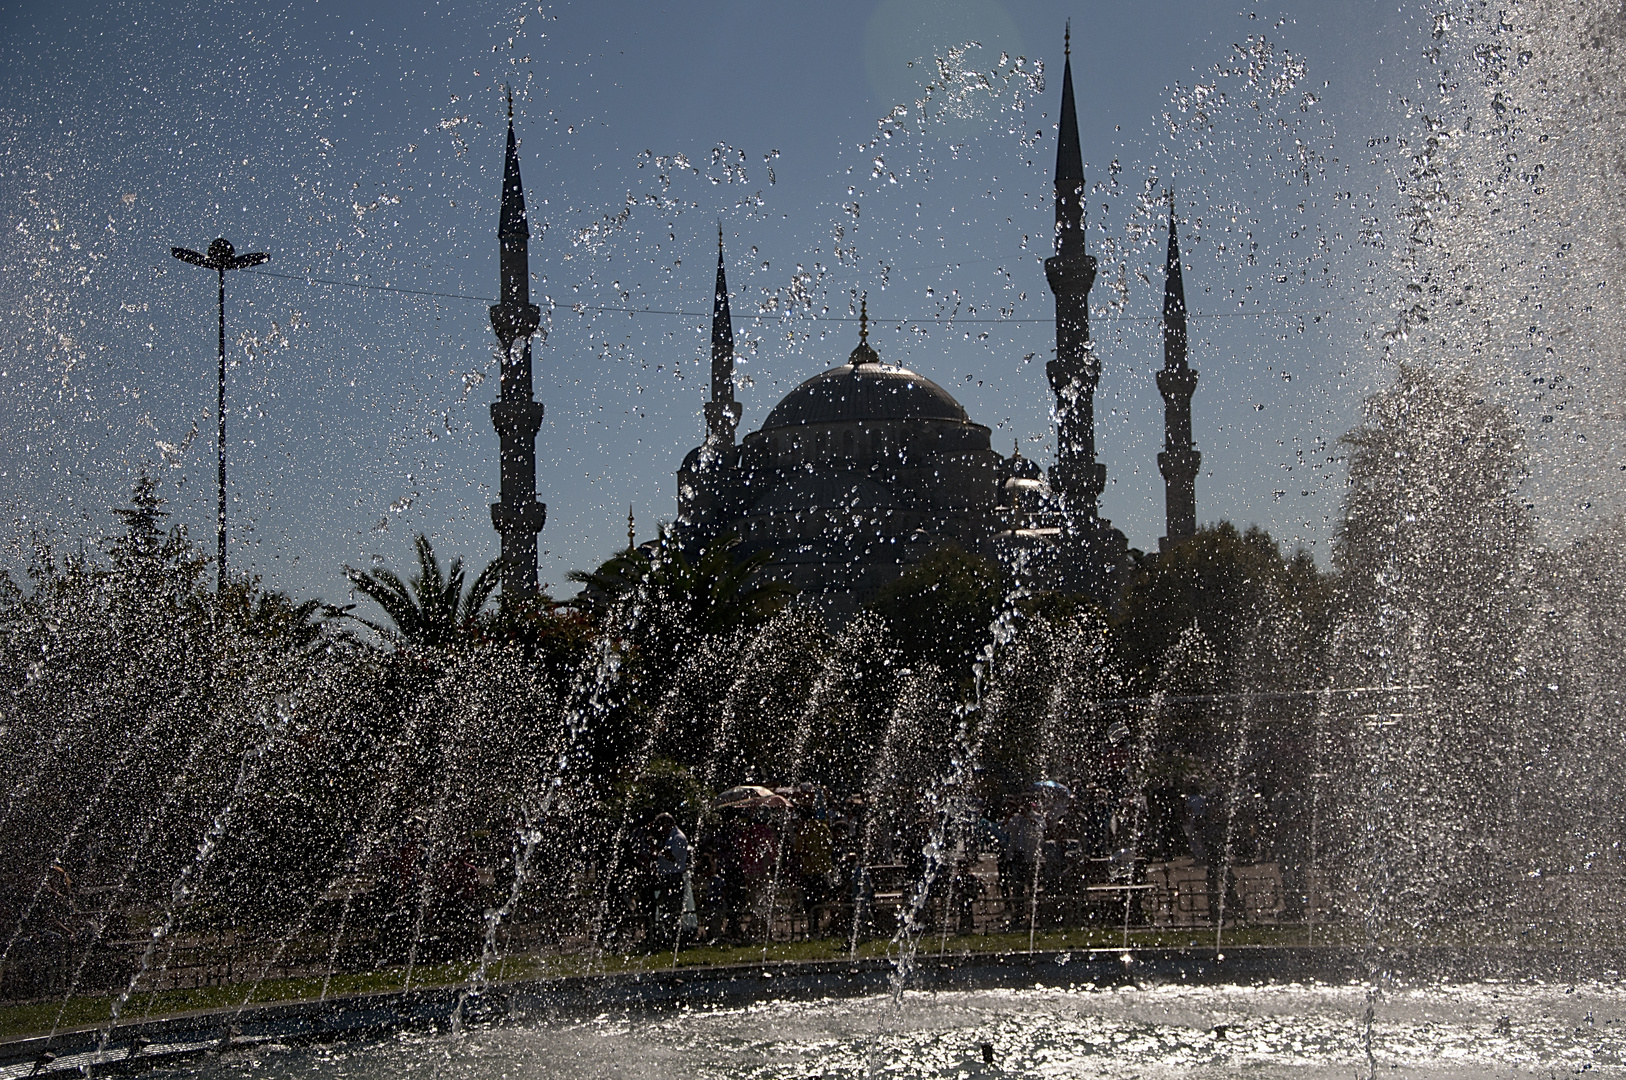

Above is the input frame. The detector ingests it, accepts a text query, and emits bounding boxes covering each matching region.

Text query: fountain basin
[6,946,1624,1077]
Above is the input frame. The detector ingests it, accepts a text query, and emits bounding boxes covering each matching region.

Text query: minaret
[488,88,547,605]
[703,227,742,452]
[1156,190,1200,549]
[1043,25,1105,527]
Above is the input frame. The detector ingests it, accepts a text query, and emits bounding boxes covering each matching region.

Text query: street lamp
[170,238,268,589]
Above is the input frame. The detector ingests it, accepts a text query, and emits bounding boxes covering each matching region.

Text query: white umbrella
[713,784,776,809]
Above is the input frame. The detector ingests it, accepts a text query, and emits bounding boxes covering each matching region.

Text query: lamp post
[170,238,268,590]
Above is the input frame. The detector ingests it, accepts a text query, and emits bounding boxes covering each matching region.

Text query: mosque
[484,41,1201,616]
[670,43,1201,615]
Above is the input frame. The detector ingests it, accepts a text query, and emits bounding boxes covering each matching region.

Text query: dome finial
[1064,20,1070,58]
[848,292,879,366]
[627,505,636,551]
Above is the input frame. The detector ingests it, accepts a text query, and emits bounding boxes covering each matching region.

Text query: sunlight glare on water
[145,984,1626,1079]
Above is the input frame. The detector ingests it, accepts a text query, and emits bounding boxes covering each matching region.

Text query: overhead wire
[240,269,1335,325]
[241,268,496,303]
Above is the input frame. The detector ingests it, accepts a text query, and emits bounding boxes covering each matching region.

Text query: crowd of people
[627,775,1226,948]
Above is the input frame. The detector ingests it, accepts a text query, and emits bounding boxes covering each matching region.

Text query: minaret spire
[1161,186,1189,359]
[1053,34,1087,269]
[1156,188,1201,549]
[1043,33,1104,523]
[488,87,547,607]
[703,226,742,449]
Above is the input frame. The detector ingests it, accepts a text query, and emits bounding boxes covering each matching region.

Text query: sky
[0,0,1460,604]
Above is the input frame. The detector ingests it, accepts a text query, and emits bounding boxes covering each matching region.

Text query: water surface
[156,982,1626,1079]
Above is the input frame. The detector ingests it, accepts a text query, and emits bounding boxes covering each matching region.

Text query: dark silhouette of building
[704,227,743,453]
[678,295,1004,619]
[675,231,745,532]
[670,31,1200,614]
[1037,27,1128,598]
[1156,192,1201,549]
[488,91,548,605]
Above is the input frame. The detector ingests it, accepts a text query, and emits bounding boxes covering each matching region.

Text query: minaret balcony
[704,399,743,435]
[491,499,547,534]
[1047,350,1102,391]
[491,399,545,438]
[1157,447,1201,480]
[1156,366,1199,400]
[1044,252,1097,296]
[489,301,541,348]
[1050,459,1106,501]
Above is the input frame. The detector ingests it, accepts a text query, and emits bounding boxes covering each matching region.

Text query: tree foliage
[869,545,1005,676]
[343,533,499,648]
[21,365,1626,984]
[568,529,791,639]
[1114,522,1333,699]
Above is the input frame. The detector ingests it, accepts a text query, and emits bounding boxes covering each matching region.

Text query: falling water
[6,4,1626,1078]
[96,694,294,1054]
[883,591,1026,1008]
[752,614,883,960]
[672,608,815,959]
[848,669,922,961]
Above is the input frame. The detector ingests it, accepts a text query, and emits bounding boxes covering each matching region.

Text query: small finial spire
[627,505,636,551]
[847,292,879,366]
[718,220,724,249]
[506,84,514,121]
[1064,20,1070,57]
[1014,437,1021,457]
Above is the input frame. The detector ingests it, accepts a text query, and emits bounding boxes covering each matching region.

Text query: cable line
[242,268,497,303]
[241,270,1335,324]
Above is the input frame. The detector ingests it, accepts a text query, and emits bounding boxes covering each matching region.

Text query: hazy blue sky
[0,0,1437,603]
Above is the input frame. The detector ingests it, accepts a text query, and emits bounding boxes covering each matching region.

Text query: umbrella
[713,785,775,809]
[1032,779,1073,798]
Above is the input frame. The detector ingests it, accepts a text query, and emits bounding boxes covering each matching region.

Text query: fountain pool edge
[4,944,1621,1077]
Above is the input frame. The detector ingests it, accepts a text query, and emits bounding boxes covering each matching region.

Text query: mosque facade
[478,43,1202,613]
[669,41,1203,615]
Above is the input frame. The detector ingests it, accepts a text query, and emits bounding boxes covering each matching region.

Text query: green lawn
[0,924,1341,1041]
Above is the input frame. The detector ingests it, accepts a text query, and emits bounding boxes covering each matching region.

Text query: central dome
[760,362,970,429]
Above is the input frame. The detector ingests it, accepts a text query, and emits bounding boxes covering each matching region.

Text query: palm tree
[568,530,790,637]
[220,581,330,656]
[342,533,499,649]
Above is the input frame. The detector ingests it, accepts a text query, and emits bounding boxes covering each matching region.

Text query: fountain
[4,1,1626,1077]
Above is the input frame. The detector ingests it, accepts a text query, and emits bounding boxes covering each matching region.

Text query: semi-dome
[1000,441,1043,482]
[760,362,969,429]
